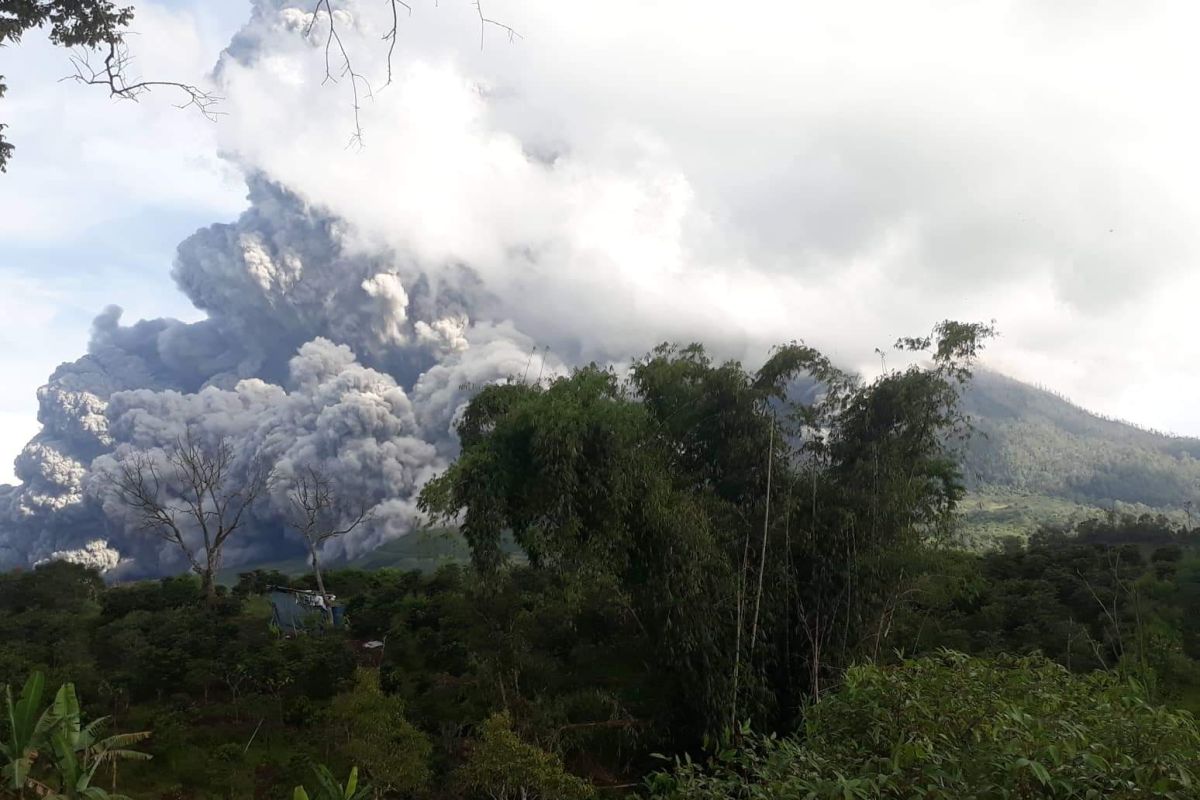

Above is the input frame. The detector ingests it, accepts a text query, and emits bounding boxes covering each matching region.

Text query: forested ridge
[4,323,1200,798]
[959,370,1200,539]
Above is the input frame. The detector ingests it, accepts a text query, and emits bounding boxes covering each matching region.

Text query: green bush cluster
[650,652,1200,799]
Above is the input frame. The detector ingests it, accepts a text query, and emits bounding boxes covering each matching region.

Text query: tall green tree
[421,321,995,738]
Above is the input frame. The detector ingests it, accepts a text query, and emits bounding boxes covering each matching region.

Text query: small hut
[267,585,345,633]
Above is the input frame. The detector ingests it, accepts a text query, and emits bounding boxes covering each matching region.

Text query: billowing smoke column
[0,0,769,578]
[0,173,561,578]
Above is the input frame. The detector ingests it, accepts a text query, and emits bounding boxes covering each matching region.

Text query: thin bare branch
[62,40,221,121]
[106,430,273,599]
[36,1,519,172]
[382,0,412,87]
[304,0,374,148]
[284,465,373,621]
[474,0,522,50]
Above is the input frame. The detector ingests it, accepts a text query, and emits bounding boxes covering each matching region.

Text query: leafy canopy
[421,322,996,736]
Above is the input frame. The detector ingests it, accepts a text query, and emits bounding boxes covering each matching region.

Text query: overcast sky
[3,0,1200,484]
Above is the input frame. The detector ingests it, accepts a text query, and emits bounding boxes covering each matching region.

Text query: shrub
[454,712,593,800]
[328,668,431,795]
[650,651,1200,799]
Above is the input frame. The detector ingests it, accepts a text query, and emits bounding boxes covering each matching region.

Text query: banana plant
[50,683,151,773]
[1,671,58,796]
[293,765,371,800]
[40,724,131,800]
[43,683,150,798]
[2,675,150,800]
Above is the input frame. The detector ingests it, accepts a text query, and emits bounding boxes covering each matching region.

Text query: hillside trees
[328,669,430,796]
[0,562,102,693]
[420,321,995,738]
[891,515,1200,705]
[453,712,593,800]
[5,515,1200,795]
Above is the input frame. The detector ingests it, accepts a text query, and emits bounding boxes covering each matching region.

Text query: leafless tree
[285,465,371,622]
[108,430,274,601]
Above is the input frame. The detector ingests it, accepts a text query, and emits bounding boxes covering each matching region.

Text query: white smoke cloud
[35,540,123,573]
[203,1,1200,367]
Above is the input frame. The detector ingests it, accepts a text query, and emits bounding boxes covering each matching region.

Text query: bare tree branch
[382,0,412,87]
[51,2,519,159]
[474,0,522,50]
[304,0,374,148]
[61,40,221,120]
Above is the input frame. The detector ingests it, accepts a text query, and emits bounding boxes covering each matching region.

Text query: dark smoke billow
[0,176,560,578]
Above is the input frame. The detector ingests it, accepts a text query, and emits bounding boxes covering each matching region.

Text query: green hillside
[221,528,517,583]
[955,369,1200,544]
[345,527,473,570]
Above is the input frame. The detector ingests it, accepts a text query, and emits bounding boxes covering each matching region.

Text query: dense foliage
[2,669,151,800]
[421,323,994,736]
[649,652,1200,799]
[892,515,1200,706]
[4,327,1200,798]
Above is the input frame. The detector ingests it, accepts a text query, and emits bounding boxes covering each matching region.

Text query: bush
[649,651,1200,799]
[329,668,431,795]
[454,712,594,800]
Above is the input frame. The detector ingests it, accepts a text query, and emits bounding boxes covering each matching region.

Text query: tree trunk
[311,551,335,625]
[201,567,216,602]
